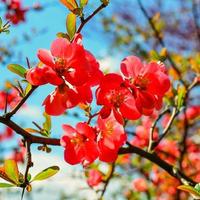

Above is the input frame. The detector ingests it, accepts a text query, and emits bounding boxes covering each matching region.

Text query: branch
[148,107,170,152]
[77,3,108,33]
[192,0,200,48]
[0,116,60,146]
[119,143,196,186]
[137,0,185,85]
[0,115,196,187]
[99,163,115,200]
[178,77,199,169]
[151,107,179,150]
[4,86,38,119]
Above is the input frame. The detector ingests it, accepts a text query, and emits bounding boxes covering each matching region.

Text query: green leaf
[24,83,32,96]
[0,17,2,28]
[66,12,76,40]
[4,160,19,185]
[0,183,15,188]
[7,64,27,78]
[32,166,60,182]
[177,185,200,199]
[176,86,186,110]
[80,0,88,7]
[43,112,51,133]
[195,183,200,192]
[24,128,41,134]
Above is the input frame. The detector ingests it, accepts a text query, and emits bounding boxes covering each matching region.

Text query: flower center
[54,57,69,74]
[134,75,149,90]
[107,89,125,108]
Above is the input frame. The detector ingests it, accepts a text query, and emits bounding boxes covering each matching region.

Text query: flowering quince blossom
[96,73,141,123]
[60,122,99,166]
[132,178,148,192]
[0,127,13,142]
[60,112,127,165]
[131,117,158,148]
[121,56,170,115]
[0,89,21,110]
[97,112,127,162]
[26,34,103,115]
[1,0,28,24]
[87,169,102,187]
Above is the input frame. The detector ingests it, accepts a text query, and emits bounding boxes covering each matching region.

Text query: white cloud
[1,153,98,200]
[98,56,119,72]
[17,105,42,119]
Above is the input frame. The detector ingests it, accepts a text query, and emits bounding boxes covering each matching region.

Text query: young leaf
[80,0,88,7]
[43,112,51,133]
[4,160,19,185]
[195,183,200,192]
[60,0,78,11]
[66,12,76,40]
[32,166,60,182]
[0,183,15,188]
[24,83,32,96]
[7,64,27,78]
[25,128,41,134]
[177,185,200,199]
[0,17,2,28]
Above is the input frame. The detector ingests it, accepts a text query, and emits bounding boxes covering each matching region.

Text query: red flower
[60,122,99,166]
[43,85,79,116]
[131,117,158,148]
[121,56,170,115]
[96,73,141,123]
[0,127,13,142]
[185,105,200,120]
[37,37,91,86]
[132,178,148,192]
[87,169,102,187]
[26,35,102,115]
[2,0,28,25]
[97,112,127,162]
[0,88,21,110]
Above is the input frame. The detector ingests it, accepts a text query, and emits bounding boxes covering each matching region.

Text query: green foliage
[178,184,200,199]
[4,160,19,185]
[7,64,27,78]
[0,183,15,188]
[66,12,77,40]
[32,166,60,182]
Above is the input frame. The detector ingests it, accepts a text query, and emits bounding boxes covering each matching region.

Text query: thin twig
[151,107,178,150]
[148,107,170,152]
[77,3,107,33]
[99,163,115,200]
[137,0,185,85]
[192,0,200,48]
[4,86,37,119]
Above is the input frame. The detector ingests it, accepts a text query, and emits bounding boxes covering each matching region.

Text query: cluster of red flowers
[26,34,170,165]
[0,127,13,142]
[0,88,21,110]
[1,0,28,24]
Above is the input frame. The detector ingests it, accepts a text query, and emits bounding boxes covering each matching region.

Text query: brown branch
[0,116,60,146]
[99,163,115,200]
[178,77,199,169]
[77,3,108,33]
[119,143,196,186]
[137,0,185,85]
[192,0,200,48]
[148,107,170,152]
[0,115,196,188]
[151,107,179,150]
[4,86,38,119]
